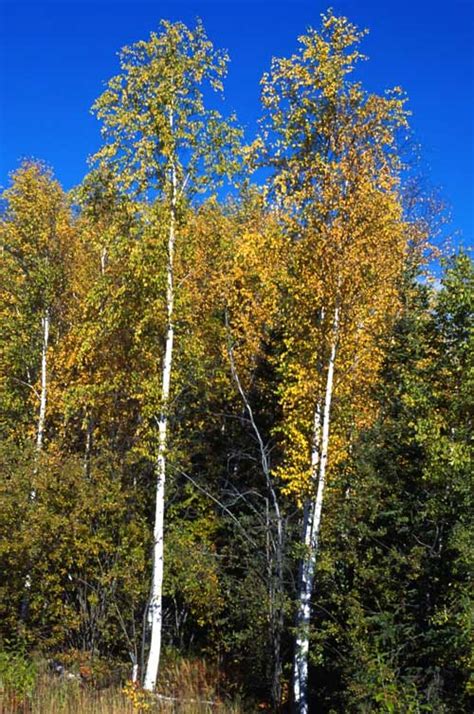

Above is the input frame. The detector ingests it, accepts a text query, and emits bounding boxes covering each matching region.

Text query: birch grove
[0,11,470,714]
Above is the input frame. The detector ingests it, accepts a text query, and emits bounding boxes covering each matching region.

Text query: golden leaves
[258,12,414,498]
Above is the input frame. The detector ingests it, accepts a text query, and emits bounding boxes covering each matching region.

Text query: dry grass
[0,655,246,714]
[1,676,134,714]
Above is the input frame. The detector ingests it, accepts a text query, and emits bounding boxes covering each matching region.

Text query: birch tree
[91,19,241,690]
[259,11,413,711]
[55,168,140,474]
[0,161,72,450]
[0,161,73,625]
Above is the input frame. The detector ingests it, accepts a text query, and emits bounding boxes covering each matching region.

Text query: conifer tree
[319,256,472,710]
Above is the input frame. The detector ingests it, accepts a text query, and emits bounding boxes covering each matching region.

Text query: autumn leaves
[0,11,428,710]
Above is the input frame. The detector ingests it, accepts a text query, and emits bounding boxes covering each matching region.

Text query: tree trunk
[143,129,177,691]
[227,333,285,707]
[293,306,339,714]
[22,307,50,619]
[83,414,93,478]
[36,308,50,454]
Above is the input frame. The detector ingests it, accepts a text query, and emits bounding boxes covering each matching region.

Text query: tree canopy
[0,12,471,714]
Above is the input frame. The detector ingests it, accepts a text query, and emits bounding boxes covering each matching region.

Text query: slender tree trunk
[100,246,107,275]
[271,494,285,709]
[144,127,177,691]
[293,306,339,714]
[227,332,285,707]
[36,308,50,455]
[83,413,93,478]
[22,307,50,618]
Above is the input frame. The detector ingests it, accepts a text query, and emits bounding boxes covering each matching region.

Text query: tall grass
[0,652,246,713]
[1,675,134,714]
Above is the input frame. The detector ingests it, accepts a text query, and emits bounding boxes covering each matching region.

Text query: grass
[0,652,247,713]
[1,677,134,714]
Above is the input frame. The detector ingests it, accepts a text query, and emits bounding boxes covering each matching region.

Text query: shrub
[0,649,37,711]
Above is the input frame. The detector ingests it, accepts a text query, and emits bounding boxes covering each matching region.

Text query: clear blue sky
[1,0,473,246]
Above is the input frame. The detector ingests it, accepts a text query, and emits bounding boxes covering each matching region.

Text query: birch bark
[143,123,177,691]
[293,306,339,714]
[23,307,50,614]
[36,308,50,455]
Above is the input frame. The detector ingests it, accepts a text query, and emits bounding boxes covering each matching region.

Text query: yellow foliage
[259,11,418,497]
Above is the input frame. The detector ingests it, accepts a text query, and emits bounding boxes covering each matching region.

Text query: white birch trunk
[36,308,50,455]
[293,306,339,714]
[23,308,50,613]
[143,122,177,691]
[83,416,93,478]
[100,247,107,275]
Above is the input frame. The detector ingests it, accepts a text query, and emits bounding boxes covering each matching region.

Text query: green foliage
[0,444,149,657]
[307,260,473,711]
[0,648,37,707]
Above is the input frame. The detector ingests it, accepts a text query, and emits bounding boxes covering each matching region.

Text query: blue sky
[1,0,472,246]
